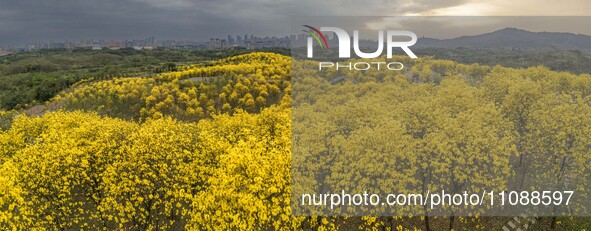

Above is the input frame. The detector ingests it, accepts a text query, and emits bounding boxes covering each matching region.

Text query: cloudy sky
[1,0,590,47]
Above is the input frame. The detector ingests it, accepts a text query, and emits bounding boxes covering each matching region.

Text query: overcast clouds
[0,0,590,47]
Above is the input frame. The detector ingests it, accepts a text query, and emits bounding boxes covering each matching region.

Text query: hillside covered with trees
[0,52,590,230]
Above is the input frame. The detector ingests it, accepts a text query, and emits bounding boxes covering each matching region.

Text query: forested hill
[0,52,590,229]
[417,27,591,53]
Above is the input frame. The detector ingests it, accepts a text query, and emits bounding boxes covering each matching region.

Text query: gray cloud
[0,0,589,47]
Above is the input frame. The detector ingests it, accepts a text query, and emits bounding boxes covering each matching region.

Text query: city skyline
[0,34,293,51]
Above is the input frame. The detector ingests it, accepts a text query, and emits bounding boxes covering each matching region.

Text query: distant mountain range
[416,28,591,53]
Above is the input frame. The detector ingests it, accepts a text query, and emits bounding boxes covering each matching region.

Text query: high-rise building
[227,35,234,46]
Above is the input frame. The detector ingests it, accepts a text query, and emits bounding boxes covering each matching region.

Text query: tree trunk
[551,216,557,229]
[449,215,455,231]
